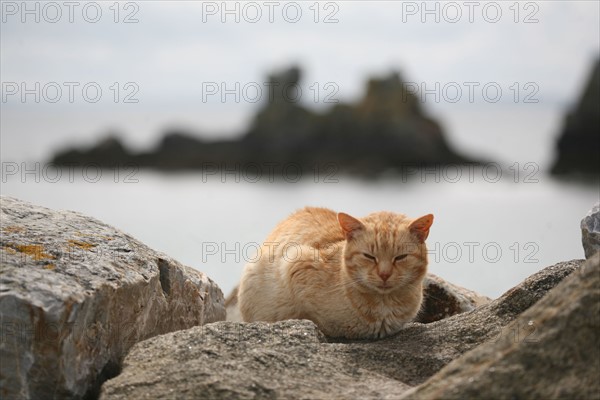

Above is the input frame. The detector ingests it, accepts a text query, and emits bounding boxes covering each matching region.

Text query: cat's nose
[378,271,391,282]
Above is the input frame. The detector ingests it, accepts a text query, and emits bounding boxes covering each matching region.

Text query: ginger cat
[238,207,433,339]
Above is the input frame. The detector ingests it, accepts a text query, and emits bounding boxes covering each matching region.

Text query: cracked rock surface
[101,259,585,399]
[401,253,600,400]
[0,196,225,399]
[582,202,600,258]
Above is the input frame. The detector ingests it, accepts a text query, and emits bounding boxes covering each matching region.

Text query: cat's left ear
[409,214,434,243]
[338,212,364,240]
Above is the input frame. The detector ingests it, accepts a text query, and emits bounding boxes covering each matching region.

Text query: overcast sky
[1,1,599,165]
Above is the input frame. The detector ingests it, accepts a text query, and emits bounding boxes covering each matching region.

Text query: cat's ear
[409,214,434,243]
[338,212,364,240]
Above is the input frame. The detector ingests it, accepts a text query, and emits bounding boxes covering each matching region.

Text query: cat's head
[338,211,433,294]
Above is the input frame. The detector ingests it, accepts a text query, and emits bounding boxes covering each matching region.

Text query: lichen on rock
[0,196,226,399]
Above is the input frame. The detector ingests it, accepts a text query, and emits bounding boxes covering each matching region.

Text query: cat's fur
[238,207,433,339]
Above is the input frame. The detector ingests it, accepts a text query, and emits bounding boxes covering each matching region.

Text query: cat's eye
[363,253,376,261]
[394,254,408,262]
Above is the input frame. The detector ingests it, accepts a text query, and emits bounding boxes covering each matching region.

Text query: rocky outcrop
[52,136,133,167]
[551,59,600,176]
[0,196,226,399]
[401,253,600,400]
[51,66,480,175]
[582,202,600,258]
[101,259,583,399]
[417,273,490,323]
[225,273,491,323]
[100,320,412,400]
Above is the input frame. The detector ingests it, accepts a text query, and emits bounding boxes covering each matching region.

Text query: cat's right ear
[409,214,434,243]
[338,212,364,240]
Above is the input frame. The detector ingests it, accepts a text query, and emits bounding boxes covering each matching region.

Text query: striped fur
[238,207,433,339]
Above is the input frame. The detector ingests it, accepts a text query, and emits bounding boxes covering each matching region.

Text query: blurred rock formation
[551,59,600,176]
[52,66,479,175]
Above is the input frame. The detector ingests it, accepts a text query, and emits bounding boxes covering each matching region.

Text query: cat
[238,207,433,339]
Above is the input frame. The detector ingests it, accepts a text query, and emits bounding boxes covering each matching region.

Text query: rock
[225,274,491,324]
[551,59,600,176]
[246,66,317,136]
[101,260,581,399]
[51,66,481,175]
[417,273,490,323]
[100,320,412,400]
[51,135,134,168]
[0,196,226,399]
[401,253,600,400]
[327,259,583,387]
[582,202,600,258]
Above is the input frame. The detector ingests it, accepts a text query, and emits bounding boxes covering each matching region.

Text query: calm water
[1,167,596,299]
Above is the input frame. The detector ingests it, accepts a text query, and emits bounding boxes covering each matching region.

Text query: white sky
[1,1,599,164]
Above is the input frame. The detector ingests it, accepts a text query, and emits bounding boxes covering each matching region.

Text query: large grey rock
[225,273,491,323]
[101,320,412,400]
[53,66,476,175]
[582,202,600,258]
[0,196,226,399]
[551,59,600,175]
[101,259,582,399]
[401,253,600,400]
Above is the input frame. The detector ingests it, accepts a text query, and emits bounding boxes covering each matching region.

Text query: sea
[1,165,597,299]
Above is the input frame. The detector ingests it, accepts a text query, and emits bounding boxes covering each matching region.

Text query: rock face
[101,259,583,399]
[401,253,600,400]
[551,59,600,176]
[51,66,479,175]
[101,320,412,400]
[417,273,490,323]
[225,273,491,324]
[0,196,226,399]
[582,202,600,258]
[52,136,133,167]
